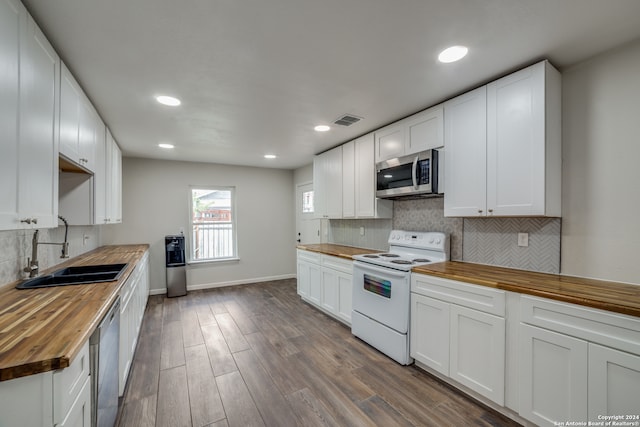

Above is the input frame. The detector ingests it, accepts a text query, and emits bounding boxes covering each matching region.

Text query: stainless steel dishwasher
[90,298,120,427]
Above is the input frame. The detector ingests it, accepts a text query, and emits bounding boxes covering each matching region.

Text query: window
[302,190,314,213]
[189,187,236,261]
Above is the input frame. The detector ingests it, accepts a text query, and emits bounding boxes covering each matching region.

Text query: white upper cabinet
[0,1,59,231]
[105,129,123,224]
[444,60,561,217]
[443,87,488,217]
[313,145,342,219]
[342,133,393,219]
[375,104,444,163]
[60,62,96,172]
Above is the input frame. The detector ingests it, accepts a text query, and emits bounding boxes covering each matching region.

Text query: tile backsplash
[393,198,464,260]
[463,217,561,273]
[326,197,562,273]
[0,225,101,287]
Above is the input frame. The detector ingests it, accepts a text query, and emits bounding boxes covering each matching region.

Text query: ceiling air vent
[333,114,363,127]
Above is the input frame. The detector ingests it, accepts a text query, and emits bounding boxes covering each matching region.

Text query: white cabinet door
[336,271,352,324]
[313,146,342,219]
[443,86,487,217]
[0,0,21,230]
[450,304,505,405]
[342,140,355,218]
[375,123,404,162]
[588,343,640,420]
[519,324,588,427]
[77,93,96,171]
[57,376,90,427]
[405,104,444,155]
[410,293,450,376]
[487,61,546,216]
[321,268,338,314]
[59,63,81,165]
[296,258,310,298]
[307,262,322,306]
[19,12,59,229]
[105,130,123,224]
[94,122,107,224]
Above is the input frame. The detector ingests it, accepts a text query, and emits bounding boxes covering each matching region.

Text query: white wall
[561,38,640,284]
[102,157,296,293]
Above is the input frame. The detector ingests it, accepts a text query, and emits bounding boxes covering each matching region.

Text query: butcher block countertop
[0,244,149,381]
[413,261,640,318]
[298,244,640,318]
[296,243,380,260]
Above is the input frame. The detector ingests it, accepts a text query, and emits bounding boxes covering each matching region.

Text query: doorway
[295,182,321,244]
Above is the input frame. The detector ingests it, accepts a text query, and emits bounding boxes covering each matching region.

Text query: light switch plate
[518,233,529,247]
[360,227,365,236]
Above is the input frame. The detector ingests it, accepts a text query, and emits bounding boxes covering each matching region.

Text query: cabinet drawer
[321,254,352,274]
[53,340,90,425]
[520,295,640,355]
[411,273,505,316]
[297,249,321,264]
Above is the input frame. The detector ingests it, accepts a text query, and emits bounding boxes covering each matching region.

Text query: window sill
[187,257,240,267]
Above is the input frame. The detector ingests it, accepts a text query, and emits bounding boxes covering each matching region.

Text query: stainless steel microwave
[376,149,443,199]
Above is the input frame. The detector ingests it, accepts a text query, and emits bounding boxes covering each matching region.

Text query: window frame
[188,185,238,263]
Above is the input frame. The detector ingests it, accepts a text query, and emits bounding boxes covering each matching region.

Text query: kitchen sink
[16,263,128,289]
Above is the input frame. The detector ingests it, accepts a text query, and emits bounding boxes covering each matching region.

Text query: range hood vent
[333,114,363,127]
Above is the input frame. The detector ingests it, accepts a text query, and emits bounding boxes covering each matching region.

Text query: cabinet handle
[488,209,493,213]
[32,218,37,224]
[477,210,483,214]
[20,218,32,224]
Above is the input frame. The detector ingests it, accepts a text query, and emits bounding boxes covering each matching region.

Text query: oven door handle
[411,155,419,189]
[354,261,409,278]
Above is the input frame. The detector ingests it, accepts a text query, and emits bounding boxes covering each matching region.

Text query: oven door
[352,261,410,333]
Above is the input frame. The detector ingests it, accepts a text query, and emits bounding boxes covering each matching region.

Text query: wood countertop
[413,261,640,318]
[296,243,381,260]
[298,244,640,318]
[0,244,149,381]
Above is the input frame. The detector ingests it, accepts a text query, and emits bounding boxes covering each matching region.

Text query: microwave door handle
[412,155,419,189]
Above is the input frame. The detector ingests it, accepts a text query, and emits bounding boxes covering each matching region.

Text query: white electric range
[351,230,449,365]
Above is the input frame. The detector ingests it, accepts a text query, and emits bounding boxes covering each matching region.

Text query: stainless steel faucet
[23,216,70,278]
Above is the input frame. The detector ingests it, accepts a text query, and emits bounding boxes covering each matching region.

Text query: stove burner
[391,260,413,265]
[413,258,431,263]
[363,254,380,258]
[380,254,400,258]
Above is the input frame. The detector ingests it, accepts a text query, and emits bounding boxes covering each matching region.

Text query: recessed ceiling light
[155,95,181,106]
[314,125,330,132]
[264,154,277,159]
[158,143,174,149]
[438,46,468,63]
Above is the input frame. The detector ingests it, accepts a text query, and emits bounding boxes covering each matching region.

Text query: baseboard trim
[187,273,296,291]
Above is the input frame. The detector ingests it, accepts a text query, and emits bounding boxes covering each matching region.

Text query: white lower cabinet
[296,250,353,325]
[410,273,506,406]
[119,252,150,396]
[588,343,640,420]
[518,295,640,426]
[519,324,588,426]
[0,340,90,427]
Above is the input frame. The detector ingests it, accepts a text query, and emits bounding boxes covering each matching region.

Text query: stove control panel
[388,230,448,251]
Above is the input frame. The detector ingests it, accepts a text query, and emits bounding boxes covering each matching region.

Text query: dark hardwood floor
[117,279,520,427]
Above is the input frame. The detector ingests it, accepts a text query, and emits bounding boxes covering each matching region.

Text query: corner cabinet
[375,104,444,163]
[410,273,506,406]
[444,60,561,217]
[0,0,59,231]
[342,133,393,219]
[296,250,353,325]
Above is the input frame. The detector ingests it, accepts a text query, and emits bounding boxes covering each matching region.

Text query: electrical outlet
[518,233,529,247]
[360,226,365,236]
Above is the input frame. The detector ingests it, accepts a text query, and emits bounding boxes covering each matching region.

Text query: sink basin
[16,263,128,289]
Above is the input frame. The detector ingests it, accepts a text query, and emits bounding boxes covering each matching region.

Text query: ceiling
[22,0,640,170]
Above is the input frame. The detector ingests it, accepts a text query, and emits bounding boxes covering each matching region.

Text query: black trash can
[165,235,186,297]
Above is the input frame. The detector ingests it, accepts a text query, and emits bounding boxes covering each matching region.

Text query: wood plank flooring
[117,279,521,427]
